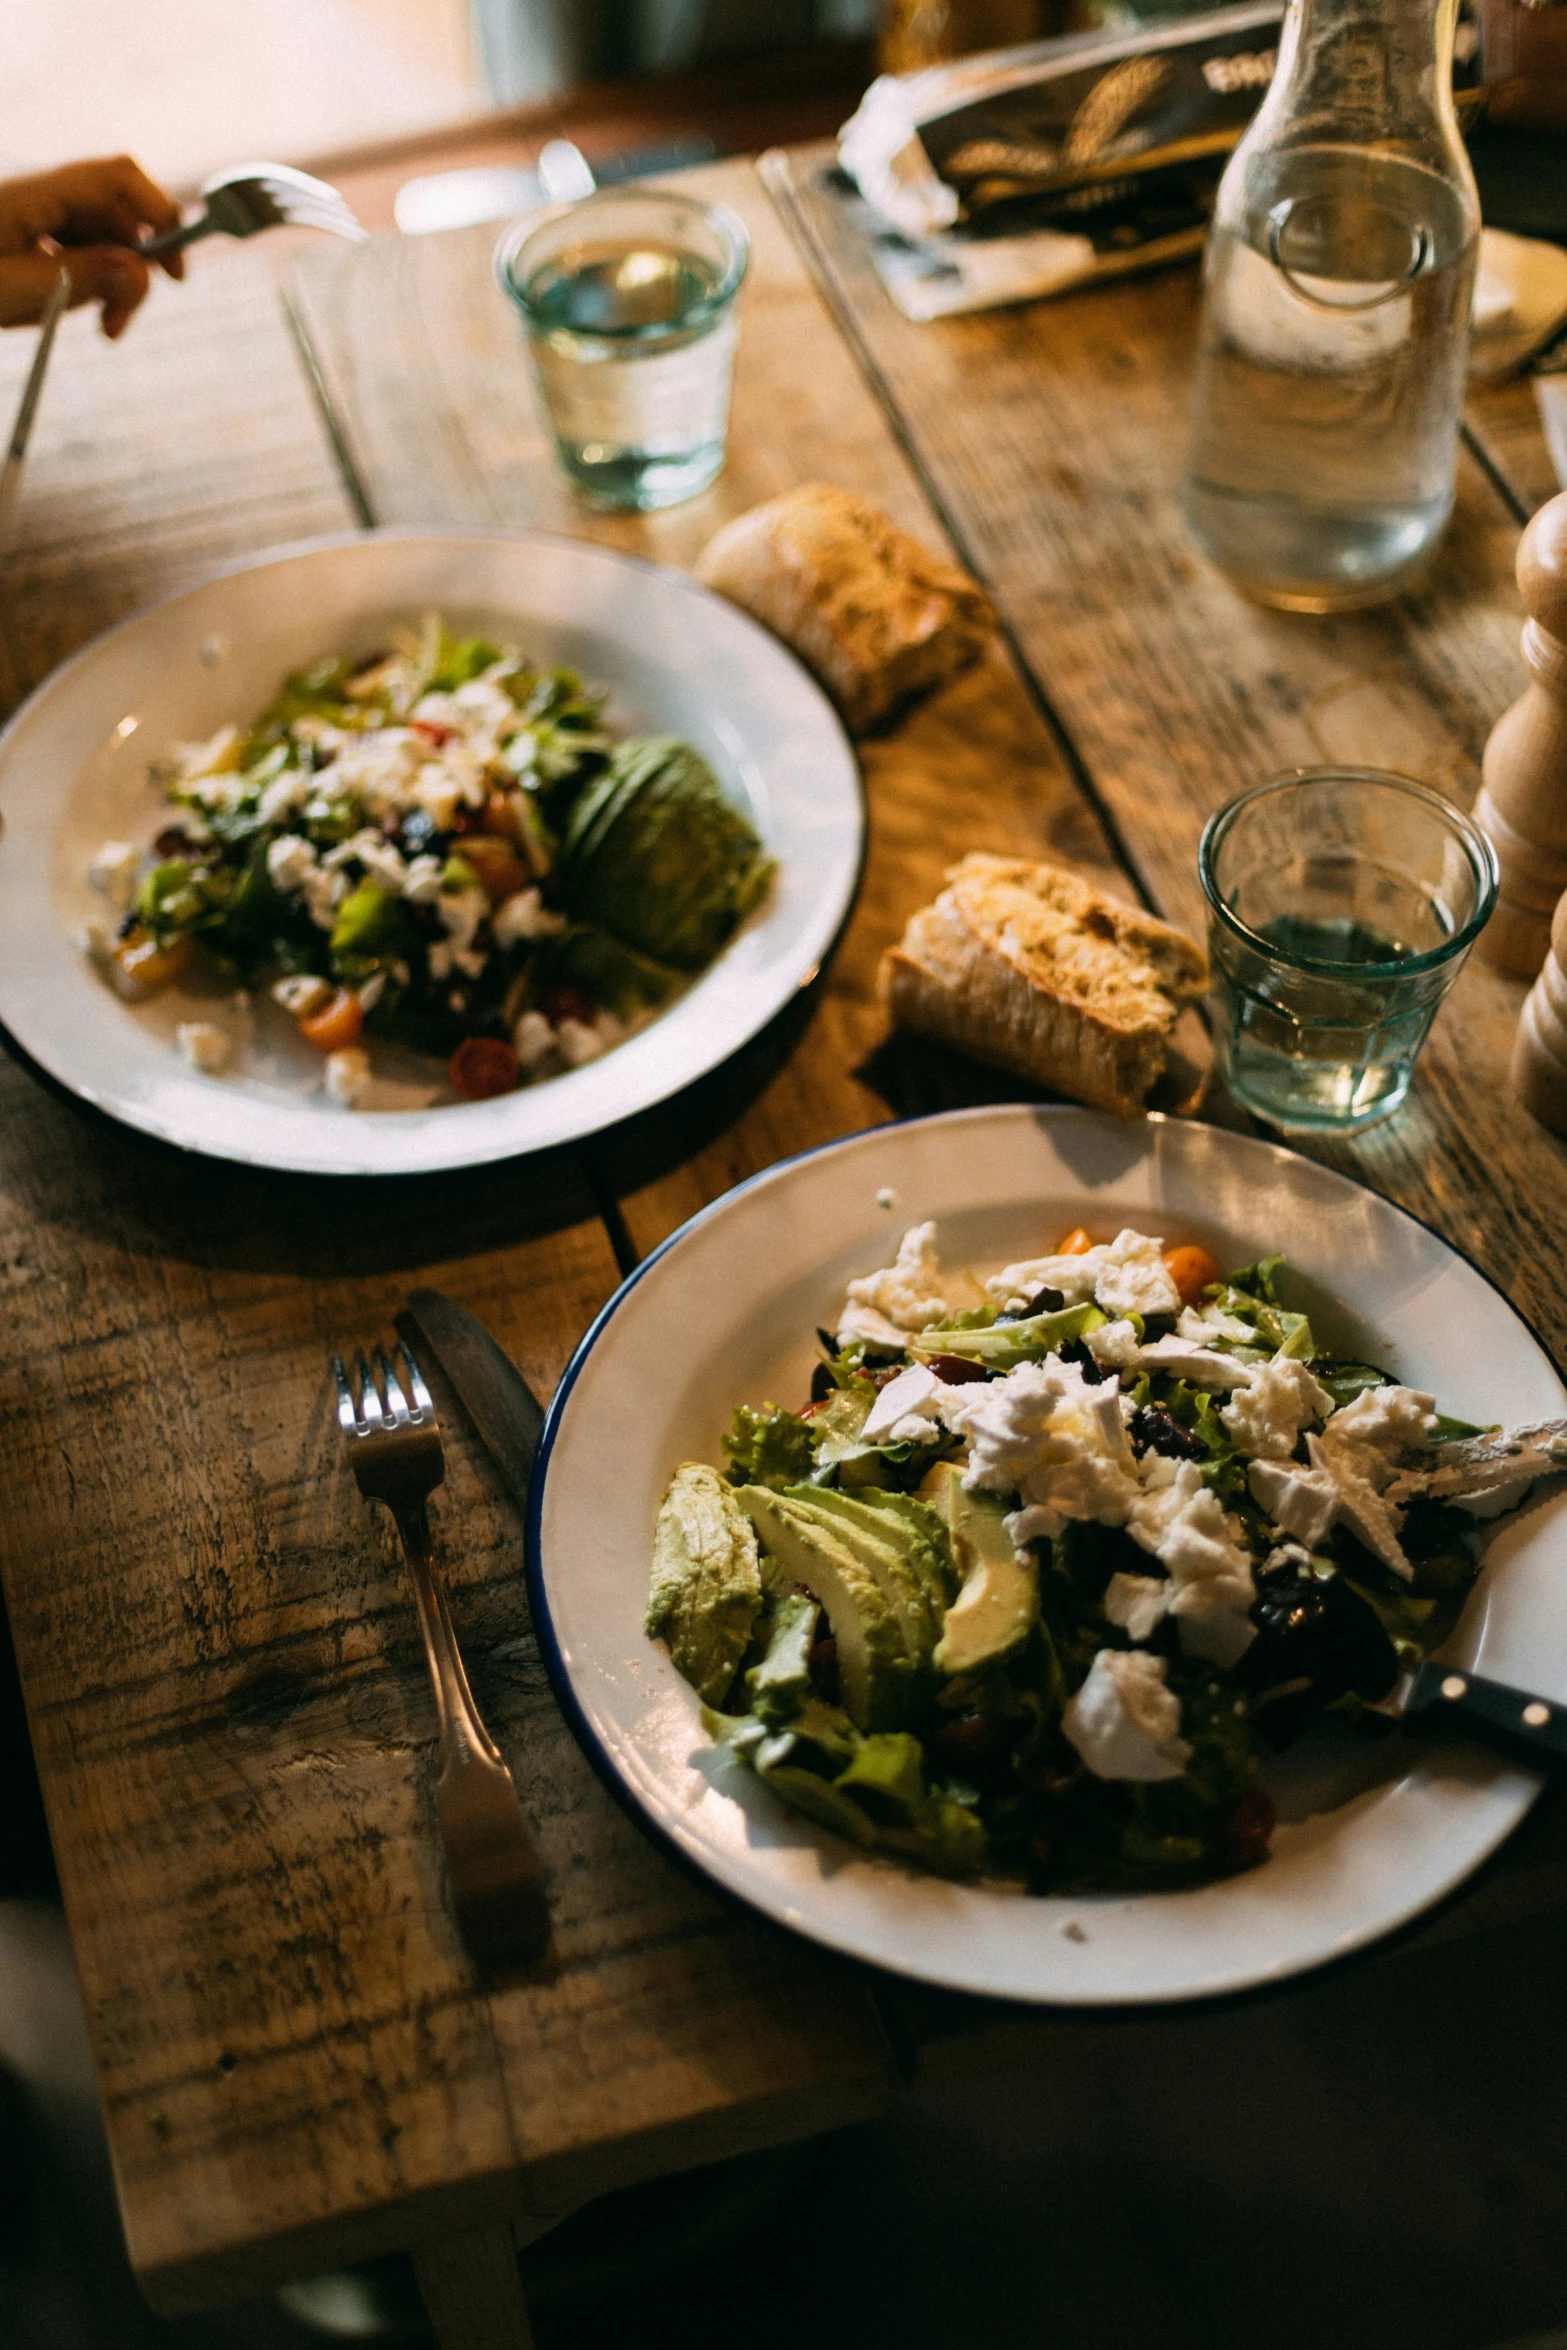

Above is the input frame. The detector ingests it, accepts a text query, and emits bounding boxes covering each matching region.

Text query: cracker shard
[879,852,1208,1119]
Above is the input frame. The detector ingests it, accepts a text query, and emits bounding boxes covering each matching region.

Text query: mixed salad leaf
[84,617,773,1107]
[647,1217,1563,1893]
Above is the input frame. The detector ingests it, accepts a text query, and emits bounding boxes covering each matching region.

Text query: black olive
[809,1361,836,1403]
[1130,1405,1205,1461]
[1056,1337,1106,1384]
[996,1284,1066,1324]
[399,808,439,855]
[1240,1566,1398,1747]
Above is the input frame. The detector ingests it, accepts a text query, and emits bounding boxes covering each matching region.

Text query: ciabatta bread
[880,854,1208,1118]
[694,484,995,735]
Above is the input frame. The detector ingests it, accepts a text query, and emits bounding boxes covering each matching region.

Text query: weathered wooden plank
[0,238,357,713]
[0,212,895,2314]
[283,162,1133,1266]
[769,146,1567,1369]
[1467,375,1562,521]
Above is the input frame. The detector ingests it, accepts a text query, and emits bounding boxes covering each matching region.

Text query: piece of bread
[879,853,1209,1118]
[694,484,996,735]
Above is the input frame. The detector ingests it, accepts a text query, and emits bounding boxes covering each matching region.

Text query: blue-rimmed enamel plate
[527,1105,1567,2006]
[0,528,862,1174]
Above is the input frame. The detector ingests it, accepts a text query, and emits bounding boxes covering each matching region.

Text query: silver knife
[0,267,71,553]
[395,1288,545,1510]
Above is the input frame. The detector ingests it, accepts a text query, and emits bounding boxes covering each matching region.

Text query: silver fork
[143,162,366,259]
[333,1342,550,1970]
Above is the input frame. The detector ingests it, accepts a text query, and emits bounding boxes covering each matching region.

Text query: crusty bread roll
[880,854,1209,1119]
[694,484,996,735]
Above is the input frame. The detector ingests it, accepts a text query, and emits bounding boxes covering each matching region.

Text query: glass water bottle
[1181,0,1480,612]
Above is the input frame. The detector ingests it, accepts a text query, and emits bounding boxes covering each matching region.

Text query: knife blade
[1373,1659,1567,1770]
[396,1288,545,1511]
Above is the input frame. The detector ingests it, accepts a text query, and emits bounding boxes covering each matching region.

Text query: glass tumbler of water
[496,190,748,512]
[1199,770,1497,1133]
[1182,0,1480,611]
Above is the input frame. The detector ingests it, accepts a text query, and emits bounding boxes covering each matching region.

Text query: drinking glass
[1198,768,1498,1132]
[495,189,748,512]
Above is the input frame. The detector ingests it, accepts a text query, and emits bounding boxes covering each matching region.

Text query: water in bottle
[1182,0,1479,612]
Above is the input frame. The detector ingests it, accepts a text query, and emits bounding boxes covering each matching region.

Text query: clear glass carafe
[1181,0,1479,612]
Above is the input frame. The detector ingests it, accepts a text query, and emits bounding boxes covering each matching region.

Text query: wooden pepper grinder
[1512,886,1567,1134]
[1475,489,1567,979]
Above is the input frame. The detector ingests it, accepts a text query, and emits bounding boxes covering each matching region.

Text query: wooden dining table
[3,145,1567,2350]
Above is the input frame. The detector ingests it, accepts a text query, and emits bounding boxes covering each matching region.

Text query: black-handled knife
[1380,1660,1567,1770]
[396,1288,545,1512]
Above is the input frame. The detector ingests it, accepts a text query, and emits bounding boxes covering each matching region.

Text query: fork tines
[333,1341,435,1437]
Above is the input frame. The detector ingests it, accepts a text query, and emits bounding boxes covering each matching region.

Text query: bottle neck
[1258,0,1464,148]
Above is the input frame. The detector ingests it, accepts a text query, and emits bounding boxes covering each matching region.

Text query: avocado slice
[746,1586,820,1722]
[921,1462,1040,1675]
[647,1464,764,1706]
[738,1486,911,1731]
[792,1488,948,1646]
[834,1489,959,1608]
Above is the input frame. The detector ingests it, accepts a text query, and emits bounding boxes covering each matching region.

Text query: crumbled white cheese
[942,1357,1141,1543]
[1249,1390,1430,1580]
[838,1222,948,1349]
[984,1228,1179,1318]
[985,1249,1103,1313]
[175,1022,230,1075]
[1127,1456,1256,1617]
[437,884,490,952]
[1316,1384,1437,1483]
[492,887,567,948]
[1247,1458,1342,1552]
[1094,1230,1181,1319]
[323,1046,371,1107]
[349,830,409,893]
[557,1016,606,1068]
[271,973,332,1018]
[303,864,348,931]
[1221,1357,1336,1460]
[1176,1303,1256,1345]
[403,853,445,904]
[1102,1571,1171,1642]
[1087,1318,1142,1370]
[173,722,242,780]
[1133,1335,1256,1389]
[861,1364,947,1446]
[1062,1649,1191,1781]
[427,941,453,981]
[89,839,142,910]
[257,769,309,825]
[1177,1603,1257,1668]
[513,1008,557,1069]
[266,833,317,893]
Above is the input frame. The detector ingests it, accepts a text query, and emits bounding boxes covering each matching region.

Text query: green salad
[84,617,773,1106]
[647,1216,1563,1891]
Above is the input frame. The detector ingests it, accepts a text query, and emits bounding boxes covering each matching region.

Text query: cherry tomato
[466,846,533,905]
[448,1037,520,1100]
[1210,1786,1276,1872]
[1163,1244,1224,1308]
[1055,1225,1096,1256]
[299,989,365,1054]
[113,928,193,994]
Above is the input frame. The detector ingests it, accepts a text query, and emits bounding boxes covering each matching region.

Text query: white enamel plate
[528,1106,1567,2006]
[0,529,862,1175]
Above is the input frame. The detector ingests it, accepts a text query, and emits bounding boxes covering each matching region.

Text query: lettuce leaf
[722,1403,820,1491]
